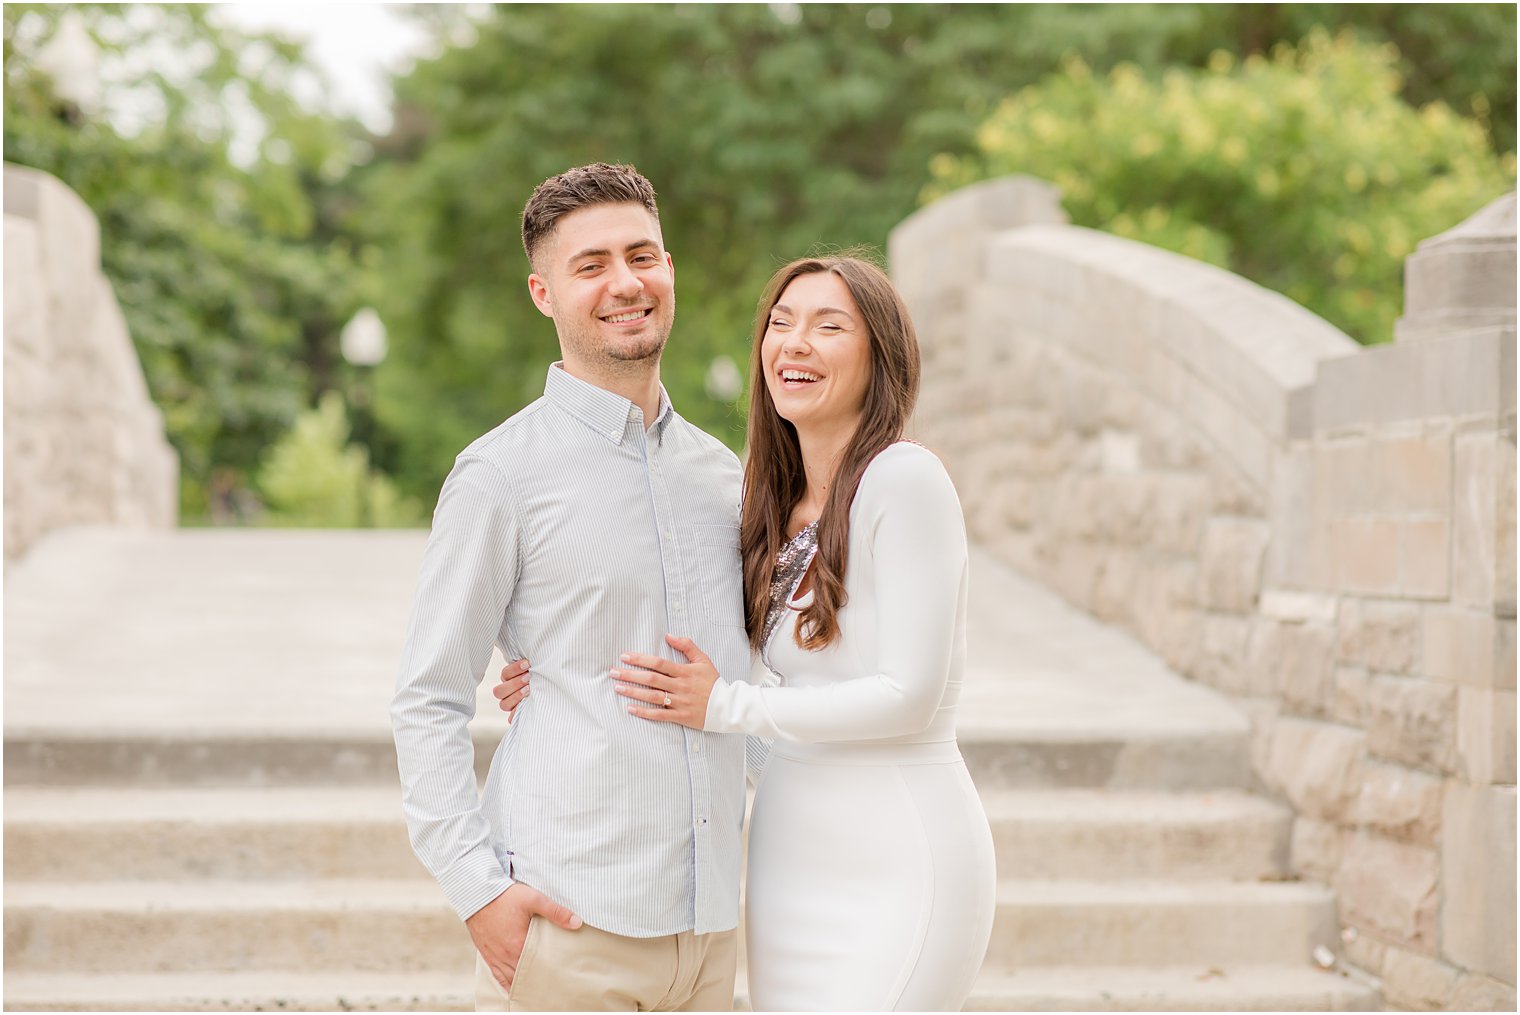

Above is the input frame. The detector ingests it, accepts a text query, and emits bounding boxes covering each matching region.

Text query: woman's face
[760,271,872,435]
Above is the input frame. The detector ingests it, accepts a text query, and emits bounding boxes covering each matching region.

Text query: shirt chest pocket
[693,523,745,630]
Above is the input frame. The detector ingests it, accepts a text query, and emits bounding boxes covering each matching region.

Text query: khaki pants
[475,917,738,1012]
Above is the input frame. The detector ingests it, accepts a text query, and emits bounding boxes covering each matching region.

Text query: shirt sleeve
[390,455,518,921]
[703,447,965,743]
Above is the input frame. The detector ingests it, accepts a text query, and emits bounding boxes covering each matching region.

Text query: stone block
[1315,329,1511,431]
[1242,619,1287,698]
[1330,517,1402,596]
[1337,598,1420,673]
[1381,432,1452,515]
[1353,761,1443,845]
[1366,675,1457,772]
[1148,473,1211,555]
[1379,944,1461,1011]
[1198,518,1269,614]
[1333,666,1369,726]
[1260,589,1339,624]
[1340,926,1387,980]
[1498,434,1517,617]
[1335,832,1440,951]
[1265,444,1320,589]
[1276,622,1337,717]
[1457,687,1518,786]
[1400,193,1517,323]
[1451,973,1518,1011]
[1264,717,1364,819]
[1196,614,1251,691]
[1321,437,1374,515]
[1422,607,1506,688]
[1398,517,1451,600]
[1089,550,1140,625]
[1289,816,1342,883]
[1453,433,1501,607]
[1500,618,1517,692]
[1208,460,1265,516]
[1441,783,1517,983]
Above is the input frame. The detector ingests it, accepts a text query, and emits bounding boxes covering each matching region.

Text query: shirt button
[692,739,702,754]
[696,816,708,827]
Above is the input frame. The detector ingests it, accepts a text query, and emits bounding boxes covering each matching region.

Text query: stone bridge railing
[892,177,1516,1011]
[4,163,178,562]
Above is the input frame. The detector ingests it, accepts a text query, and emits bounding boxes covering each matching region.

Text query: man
[391,163,750,1011]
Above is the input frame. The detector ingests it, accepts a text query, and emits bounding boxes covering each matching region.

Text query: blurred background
[4,2,1515,525]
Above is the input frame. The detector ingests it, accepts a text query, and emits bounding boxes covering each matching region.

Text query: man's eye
[633,254,657,265]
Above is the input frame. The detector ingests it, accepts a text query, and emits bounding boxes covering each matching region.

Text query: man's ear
[527,273,554,319]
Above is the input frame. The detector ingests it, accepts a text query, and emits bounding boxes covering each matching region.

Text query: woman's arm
[614,446,966,743]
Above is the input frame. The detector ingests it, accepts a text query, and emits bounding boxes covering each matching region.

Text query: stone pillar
[1396,193,1517,346]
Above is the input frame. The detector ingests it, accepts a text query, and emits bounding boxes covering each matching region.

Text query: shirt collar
[544,363,674,445]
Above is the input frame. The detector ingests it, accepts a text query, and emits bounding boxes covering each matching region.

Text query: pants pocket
[505,915,546,1010]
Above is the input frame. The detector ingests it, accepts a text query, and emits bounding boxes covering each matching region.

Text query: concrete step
[4,787,425,881]
[4,730,495,788]
[3,965,1378,1013]
[987,880,1339,968]
[5,786,1291,885]
[3,880,471,974]
[983,789,1291,881]
[5,723,1253,793]
[965,964,1380,1011]
[2,972,473,1012]
[961,726,1252,791]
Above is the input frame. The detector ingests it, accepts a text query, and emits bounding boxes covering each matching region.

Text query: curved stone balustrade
[893,177,1517,1011]
[3,163,178,562]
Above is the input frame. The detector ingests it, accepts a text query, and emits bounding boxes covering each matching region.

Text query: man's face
[528,203,676,373]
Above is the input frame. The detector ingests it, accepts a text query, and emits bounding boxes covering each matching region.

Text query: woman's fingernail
[620,654,631,662]
[521,687,530,697]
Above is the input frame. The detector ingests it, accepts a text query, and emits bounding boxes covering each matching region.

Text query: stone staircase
[3,530,1381,1010]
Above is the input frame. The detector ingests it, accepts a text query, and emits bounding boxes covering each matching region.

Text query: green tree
[3,3,370,518]
[257,391,424,527]
[364,4,1515,501]
[928,30,1515,346]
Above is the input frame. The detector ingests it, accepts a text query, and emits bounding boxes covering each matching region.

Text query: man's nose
[607,261,645,298]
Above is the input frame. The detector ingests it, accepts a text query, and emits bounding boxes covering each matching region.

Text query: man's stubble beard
[565,300,675,378]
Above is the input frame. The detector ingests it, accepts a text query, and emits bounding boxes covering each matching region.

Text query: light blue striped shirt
[391,364,750,936]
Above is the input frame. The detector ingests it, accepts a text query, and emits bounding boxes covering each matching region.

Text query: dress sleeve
[390,454,517,920]
[703,446,965,742]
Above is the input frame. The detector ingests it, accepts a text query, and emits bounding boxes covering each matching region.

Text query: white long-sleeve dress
[703,441,996,1012]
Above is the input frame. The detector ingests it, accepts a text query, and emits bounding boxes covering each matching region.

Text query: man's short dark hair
[521,163,660,268]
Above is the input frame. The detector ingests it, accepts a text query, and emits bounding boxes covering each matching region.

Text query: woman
[501,256,995,1010]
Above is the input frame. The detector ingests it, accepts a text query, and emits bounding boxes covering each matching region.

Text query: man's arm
[391,454,521,918]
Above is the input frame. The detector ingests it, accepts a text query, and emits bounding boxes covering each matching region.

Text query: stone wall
[4,163,178,562]
[892,177,1517,1010]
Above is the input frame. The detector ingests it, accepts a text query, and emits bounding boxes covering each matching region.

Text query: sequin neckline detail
[760,521,819,672]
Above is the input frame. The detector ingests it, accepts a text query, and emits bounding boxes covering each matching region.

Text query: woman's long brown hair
[741,255,921,652]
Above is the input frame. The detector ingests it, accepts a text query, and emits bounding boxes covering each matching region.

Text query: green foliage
[2,3,368,516]
[6,4,1514,515]
[929,30,1516,346]
[257,391,424,527]
[363,4,1516,501]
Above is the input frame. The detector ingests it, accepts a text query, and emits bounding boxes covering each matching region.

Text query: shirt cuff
[703,676,740,733]
[438,844,514,921]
